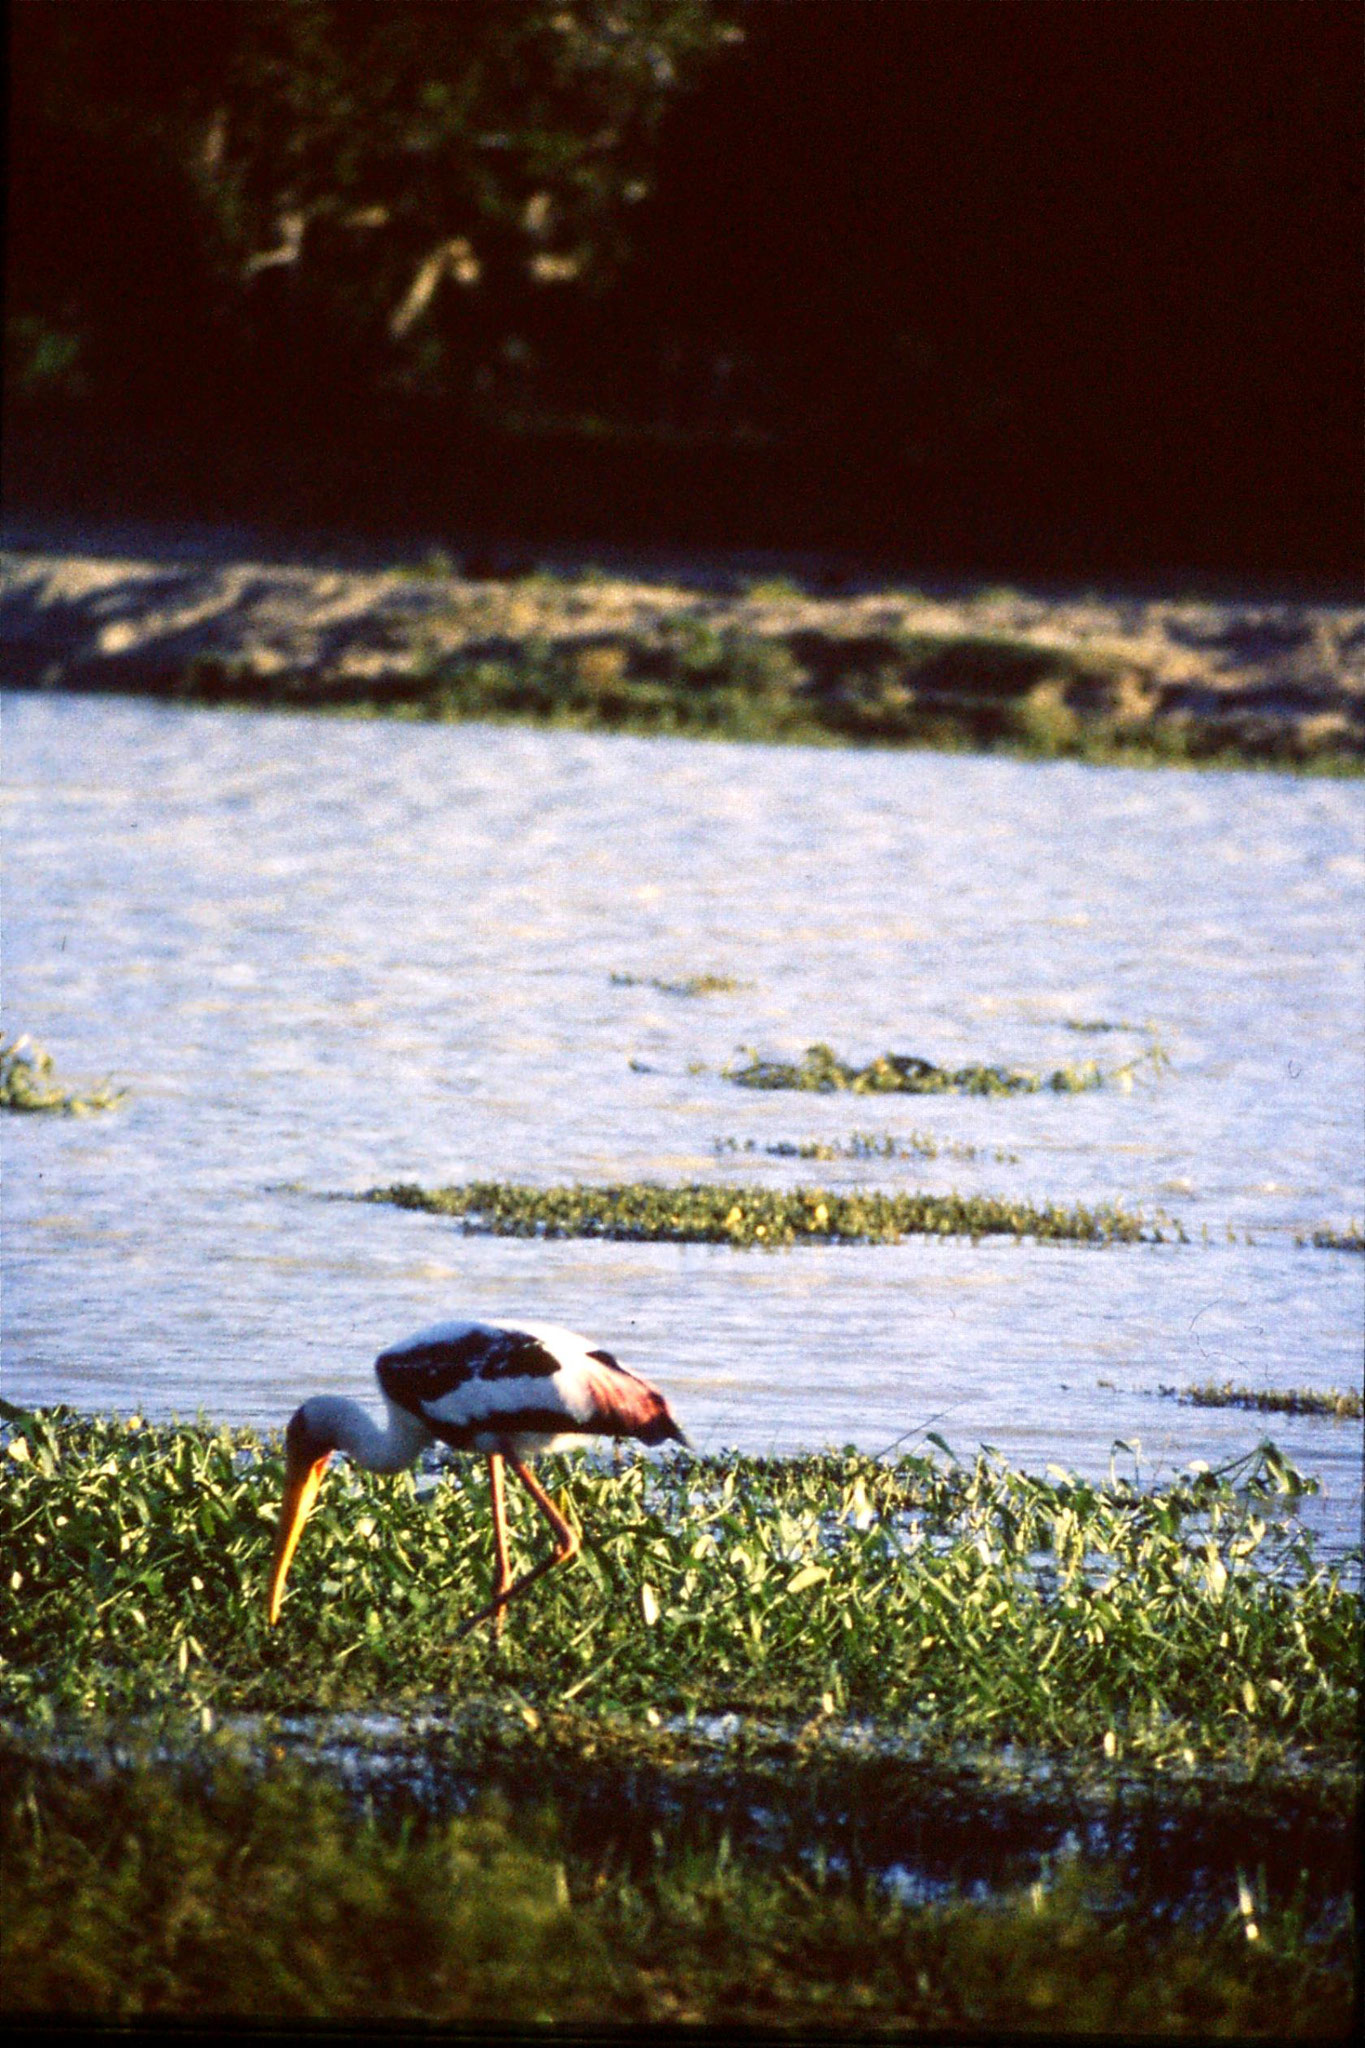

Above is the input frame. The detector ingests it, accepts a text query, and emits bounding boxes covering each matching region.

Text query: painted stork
[267,1319,687,1637]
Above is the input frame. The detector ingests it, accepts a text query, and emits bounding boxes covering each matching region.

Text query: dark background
[4,0,1361,587]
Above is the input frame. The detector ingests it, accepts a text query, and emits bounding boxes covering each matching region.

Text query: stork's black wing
[376,1323,561,1421]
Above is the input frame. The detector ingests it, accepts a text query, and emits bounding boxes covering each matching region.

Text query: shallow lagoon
[3,692,1361,1550]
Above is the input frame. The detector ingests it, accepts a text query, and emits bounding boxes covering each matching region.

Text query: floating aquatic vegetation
[723,1042,1108,1096]
[724,1036,1171,1095]
[361,1178,1155,1245]
[0,1035,124,1115]
[1300,1224,1365,1254]
[1160,1382,1363,1421]
[714,1131,1018,1164]
[611,972,748,996]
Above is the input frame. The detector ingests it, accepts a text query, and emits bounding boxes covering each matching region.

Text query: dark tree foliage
[4,0,1360,581]
[7,0,737,403]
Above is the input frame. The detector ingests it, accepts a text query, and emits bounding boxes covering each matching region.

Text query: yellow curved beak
[267,1449,330,1624]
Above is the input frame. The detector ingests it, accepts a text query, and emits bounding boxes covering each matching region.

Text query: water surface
[4,693,1361,1551]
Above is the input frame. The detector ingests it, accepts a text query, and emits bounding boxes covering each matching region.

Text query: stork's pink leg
[454,1457,582,1640]
[509,1458,582,1563]
[488,1453,512,1642]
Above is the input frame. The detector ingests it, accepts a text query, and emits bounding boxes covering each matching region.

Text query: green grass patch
[360,1178,1162,1245]
[722,1040,1162,1095]
[1161,1383,1364,1421]
[3,1734,1355,2030]
[2,1410,1357,1765]
[0,1034,123,1115]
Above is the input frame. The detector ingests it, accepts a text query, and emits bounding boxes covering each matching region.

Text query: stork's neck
[300,1394,432,1474]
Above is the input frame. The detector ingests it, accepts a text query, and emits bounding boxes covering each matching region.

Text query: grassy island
[361,1178,1163,1246]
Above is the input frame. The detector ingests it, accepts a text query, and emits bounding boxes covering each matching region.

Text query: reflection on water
[3,692,1362,1553]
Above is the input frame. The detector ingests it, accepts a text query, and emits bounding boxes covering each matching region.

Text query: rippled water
[4,693,1362,1552]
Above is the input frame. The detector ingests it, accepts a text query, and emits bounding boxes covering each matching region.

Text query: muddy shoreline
[3,521,1362,764]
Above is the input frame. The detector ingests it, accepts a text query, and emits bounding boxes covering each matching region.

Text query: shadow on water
[27,1706,1345,1932]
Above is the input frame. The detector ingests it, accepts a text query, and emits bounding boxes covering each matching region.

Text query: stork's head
[585,1351,690,1448]
[642,1400,689,1449]
[266,1404,336,1625]
[624,1383,689,1449]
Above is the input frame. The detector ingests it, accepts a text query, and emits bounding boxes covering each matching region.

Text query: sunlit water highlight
[3,693,1362,1554]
